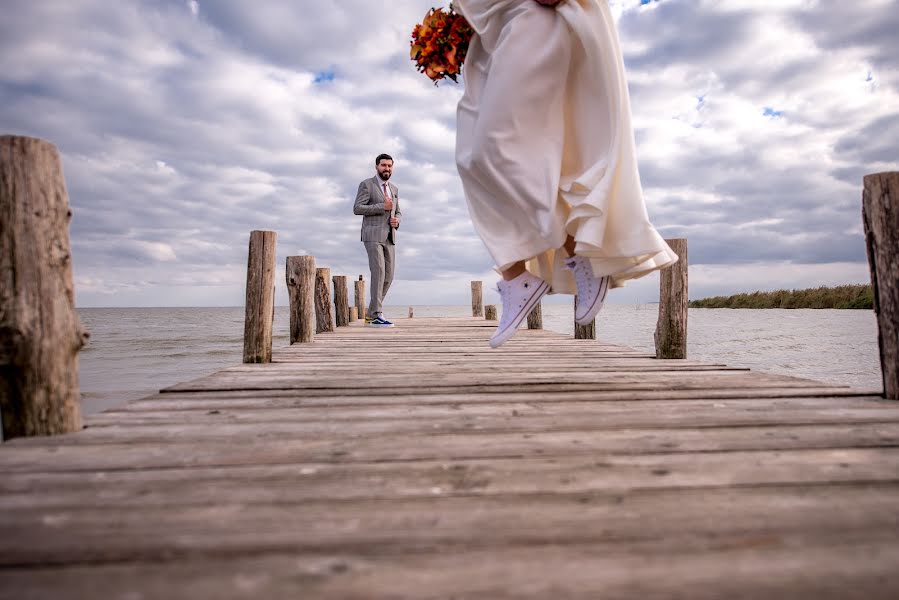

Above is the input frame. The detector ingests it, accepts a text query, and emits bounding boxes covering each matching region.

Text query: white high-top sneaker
[490,271,550,348]
[565,255,610,325]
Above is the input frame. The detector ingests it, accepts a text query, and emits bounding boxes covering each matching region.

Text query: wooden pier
[2,317,899,598]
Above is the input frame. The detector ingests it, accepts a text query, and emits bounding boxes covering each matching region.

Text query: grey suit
[354,176,402,317]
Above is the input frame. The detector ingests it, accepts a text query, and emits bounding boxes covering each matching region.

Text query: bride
[453,0,678,347]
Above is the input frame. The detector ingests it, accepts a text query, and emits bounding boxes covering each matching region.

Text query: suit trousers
[363,240,395,317]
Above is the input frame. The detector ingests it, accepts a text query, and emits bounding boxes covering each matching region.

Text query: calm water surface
[77,305,883,415]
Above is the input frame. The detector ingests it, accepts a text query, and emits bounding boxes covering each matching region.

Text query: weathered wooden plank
[117,392,884,415]
[3,448,899,511]
[3,534,897,600]
[84,398,899,430]
[3,422,898,472]
[1,484,898,567]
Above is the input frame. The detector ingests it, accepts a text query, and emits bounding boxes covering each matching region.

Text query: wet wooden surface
[1,317,898,598]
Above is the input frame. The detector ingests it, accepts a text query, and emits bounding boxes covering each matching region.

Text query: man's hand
[384,197,394,212]
[535,0,563,5]
[389,217,399,228]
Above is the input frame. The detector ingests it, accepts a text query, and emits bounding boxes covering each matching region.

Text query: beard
[377,170,391,181]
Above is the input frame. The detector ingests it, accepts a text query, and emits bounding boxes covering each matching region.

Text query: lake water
[76,305,884,416]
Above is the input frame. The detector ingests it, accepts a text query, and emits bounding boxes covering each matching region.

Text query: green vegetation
[689,284,873,309]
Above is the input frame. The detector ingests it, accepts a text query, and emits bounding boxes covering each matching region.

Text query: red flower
[410,6,473,85]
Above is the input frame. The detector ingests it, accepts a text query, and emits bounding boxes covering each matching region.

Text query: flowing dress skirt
[454,0,677,292]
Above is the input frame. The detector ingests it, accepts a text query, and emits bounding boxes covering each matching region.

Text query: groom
[354,153,402,327]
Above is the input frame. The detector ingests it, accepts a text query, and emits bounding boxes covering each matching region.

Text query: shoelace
[567,258,595,296]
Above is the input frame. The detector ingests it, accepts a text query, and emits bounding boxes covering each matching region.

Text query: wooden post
[243,230,277,363]
[863,172,899,400]
[349,306,358,322]
[655,238,688,359]
[333,275,350,327]
[408,306,414,318]
[314,268,334,333]
[355,275,366,321]
[574,297,596,340]
[0,135,86,439]
[471,281,483,317]
[286,255,315,344]
[485,305,498,320]
[527,302,543,330]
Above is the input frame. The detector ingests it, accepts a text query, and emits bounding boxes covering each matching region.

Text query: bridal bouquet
[410,4,473,84]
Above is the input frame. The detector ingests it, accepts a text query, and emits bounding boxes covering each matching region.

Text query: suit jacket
[354,176,402,244]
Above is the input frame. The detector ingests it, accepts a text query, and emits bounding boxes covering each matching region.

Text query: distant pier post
[0,135,86,439]
[314,268,334,333]
[574,297,596,340]
[286,255,315,344]
[485,305,497,320]
[349,306,358,322]
[528,302,543,330]
[863,172,899,400]
[355,275,366,321]
[408,306,414,318]
[333,275,350,327]
[243,230,277,363]
[471,281,483,317]
[655,238,688,359]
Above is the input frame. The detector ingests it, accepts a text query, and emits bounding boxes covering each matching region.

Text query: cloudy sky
[1,0,895,307]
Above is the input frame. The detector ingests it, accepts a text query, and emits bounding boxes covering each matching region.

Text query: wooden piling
[574,297,596,340]
[333,275,350,327]
[0,135,86,439]
[349,306,358,322]
[408,306,414,318]
[655,238,688,359]
[471,281,484,317]
[485,305,498,320]
[355,275,366,321]
[242,230,277,363]
[527,302,543,330]
[286,255,315,344]
[863,172,899,400]
[314,268,334,334]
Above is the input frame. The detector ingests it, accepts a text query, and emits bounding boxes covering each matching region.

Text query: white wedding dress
[454,0,677,293]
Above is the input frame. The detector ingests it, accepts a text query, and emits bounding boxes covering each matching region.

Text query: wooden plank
[3,448,899,510]
[83,398,899,429]
[3,422,897,466]
[1,484,898,566]
[2,536,897,600]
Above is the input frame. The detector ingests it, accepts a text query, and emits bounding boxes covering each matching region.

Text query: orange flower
[410,5,473,85]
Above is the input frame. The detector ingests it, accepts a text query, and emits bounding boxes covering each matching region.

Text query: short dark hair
[375,153,393,165]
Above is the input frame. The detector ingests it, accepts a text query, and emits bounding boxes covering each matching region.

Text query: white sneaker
[490,272,550,348]
[565,255,609,325]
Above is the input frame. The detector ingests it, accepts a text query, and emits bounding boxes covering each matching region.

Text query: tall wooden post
[863,172,899,400]
[314,268,334,333]
[408,306,414,318]
[655,238,688,359]
[574,297,596,340]
[355,275,366,321]
[0,135,86,439]
[527,302,543,330]
[243,230,276,363]
[471,281,483,317]
[286,255,315,344]
[333,275,350,327]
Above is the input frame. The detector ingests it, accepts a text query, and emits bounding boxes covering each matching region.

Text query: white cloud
[1,0,894,307]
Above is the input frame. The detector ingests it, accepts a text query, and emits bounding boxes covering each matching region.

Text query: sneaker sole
[575,276,610,325]
[368,323,394,328]
[489,280,550,348]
